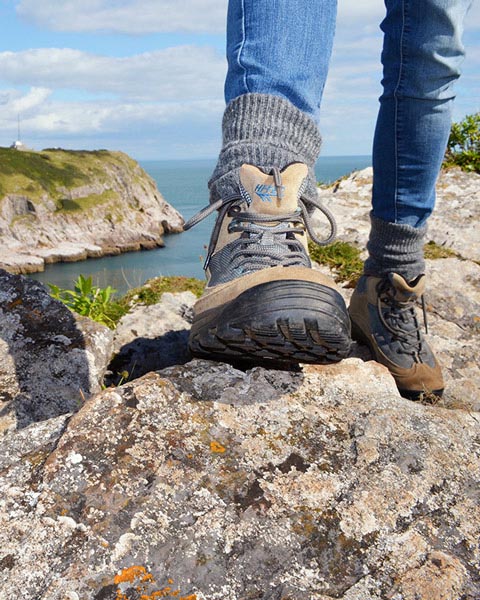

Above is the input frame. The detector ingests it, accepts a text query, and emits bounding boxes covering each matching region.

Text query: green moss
[101,276,205,327]
[121,276,205,308]
[308,240,363,286]
[423,241,460,260]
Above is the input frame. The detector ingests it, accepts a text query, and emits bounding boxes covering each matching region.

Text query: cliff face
[0,148,184,274]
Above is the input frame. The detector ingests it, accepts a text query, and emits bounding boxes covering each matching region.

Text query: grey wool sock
[364,213,427,281]
[208,93,322,205]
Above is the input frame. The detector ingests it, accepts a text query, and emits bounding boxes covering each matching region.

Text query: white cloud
[16,0,227,34]
[16,0,480,36]
[337,0,385,26]
[5,0,479,158]
[10,87,52,112]
[0,47,226,101]
[338,0,480,30]
[0,87,223,136]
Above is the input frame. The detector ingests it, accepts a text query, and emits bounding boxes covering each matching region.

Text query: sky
[0,0,479,160]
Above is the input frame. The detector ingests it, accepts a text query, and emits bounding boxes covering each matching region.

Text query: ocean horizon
[29,155,371,295]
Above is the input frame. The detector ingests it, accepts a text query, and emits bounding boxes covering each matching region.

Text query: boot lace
[183,188,337,272]
[376,279,429,360]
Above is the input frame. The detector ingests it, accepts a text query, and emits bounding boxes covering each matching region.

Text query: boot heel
[350,319,371,348]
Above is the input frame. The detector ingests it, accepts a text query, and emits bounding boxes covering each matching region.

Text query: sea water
[29,156,371,295]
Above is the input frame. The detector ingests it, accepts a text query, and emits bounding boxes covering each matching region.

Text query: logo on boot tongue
[255,184,285,202]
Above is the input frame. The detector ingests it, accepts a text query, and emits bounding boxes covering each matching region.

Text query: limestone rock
[312,167,480,411]
[0,165,478,599]
[106,291,196,385]
[315,166,480,261]
[0,359,478,599]
[0,269,113,430]
[424,257,480,410]
[0,149,184,274]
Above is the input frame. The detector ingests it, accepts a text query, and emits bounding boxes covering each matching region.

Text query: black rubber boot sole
[189,280,351,366]
[350,320,444,400]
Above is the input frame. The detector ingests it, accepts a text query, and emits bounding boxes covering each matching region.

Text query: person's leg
[209,0,337,207]
[187,0,351,365]
[350,0,472,398]
[366,0,472,279]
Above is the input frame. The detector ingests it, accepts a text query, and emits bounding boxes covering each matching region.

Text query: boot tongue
[239,163,308,215]
[389,273,426,302]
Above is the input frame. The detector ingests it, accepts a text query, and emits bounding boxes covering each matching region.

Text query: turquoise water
[29,156,371,295]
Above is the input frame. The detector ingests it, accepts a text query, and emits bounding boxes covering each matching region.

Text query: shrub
[444,112,480,173]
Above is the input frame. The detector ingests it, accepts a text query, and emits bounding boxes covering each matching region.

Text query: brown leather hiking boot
[349,273,444,399]
[184,163,351,365]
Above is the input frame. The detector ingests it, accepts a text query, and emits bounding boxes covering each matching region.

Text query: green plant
[308,240,363,286]
[121,275,205,306]
[49,275,126,328]
[444,112,480,173]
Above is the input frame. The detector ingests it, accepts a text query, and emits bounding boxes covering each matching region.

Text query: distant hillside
[0,148,184,274]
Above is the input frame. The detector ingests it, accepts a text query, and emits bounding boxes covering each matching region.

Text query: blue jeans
[225,0,471,227]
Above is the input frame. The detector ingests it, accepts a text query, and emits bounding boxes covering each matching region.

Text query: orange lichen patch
[210,440,226,454]
[140,591,169,599]
[114,566,194,600]
[7,298,22,309]
[114,565,155,585]
[138,589,185,599]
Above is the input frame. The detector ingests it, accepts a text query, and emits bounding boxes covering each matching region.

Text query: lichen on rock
[0,269,113,430]
[0,167,479,599]
[0,356,479,599]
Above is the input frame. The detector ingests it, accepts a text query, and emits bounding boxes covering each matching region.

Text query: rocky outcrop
[0,167,479,599]
[315,166,480,261]
[106,291,196,385]
[0,359,479,599]
[0,269,113,431]
[0,148,184,274]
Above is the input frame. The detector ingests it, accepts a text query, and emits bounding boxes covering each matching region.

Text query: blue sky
[0,0,479,160]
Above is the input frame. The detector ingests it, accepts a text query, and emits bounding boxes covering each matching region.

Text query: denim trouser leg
[225,0,337,118]
[372,0,472,228]
[211,0,470,279]
[209,0,337,205]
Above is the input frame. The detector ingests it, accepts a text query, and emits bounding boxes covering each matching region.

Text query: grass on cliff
[49,274,205,329]
[59,190,118,212]
[120,275,205,307]
[0,147,133,204]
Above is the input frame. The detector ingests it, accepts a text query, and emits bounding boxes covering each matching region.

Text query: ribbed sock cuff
[364,213,426,281]
[209,93,322,204]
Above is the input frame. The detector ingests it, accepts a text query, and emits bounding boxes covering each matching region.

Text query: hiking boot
[349,273,444,399]
[183,162,351,365]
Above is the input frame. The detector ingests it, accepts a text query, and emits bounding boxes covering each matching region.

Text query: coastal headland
[0,147,184,274]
